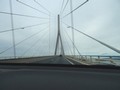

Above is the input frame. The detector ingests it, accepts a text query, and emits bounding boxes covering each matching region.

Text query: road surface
[0,56,81,65]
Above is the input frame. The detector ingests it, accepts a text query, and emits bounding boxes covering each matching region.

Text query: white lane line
[64,57,74,65]
[67,57,90,65]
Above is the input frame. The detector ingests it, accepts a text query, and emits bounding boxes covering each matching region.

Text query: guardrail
[67,55,120,66]
[0,55,54,60]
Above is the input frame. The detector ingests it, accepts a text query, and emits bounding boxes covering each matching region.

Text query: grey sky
[0,0,120,58]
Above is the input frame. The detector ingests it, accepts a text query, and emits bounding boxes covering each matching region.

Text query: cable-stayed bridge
[0,0,120,65]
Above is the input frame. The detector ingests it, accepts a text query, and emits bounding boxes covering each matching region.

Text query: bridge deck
[0,56,82,65]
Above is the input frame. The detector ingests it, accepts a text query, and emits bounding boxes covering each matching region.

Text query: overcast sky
[0,0,120,58]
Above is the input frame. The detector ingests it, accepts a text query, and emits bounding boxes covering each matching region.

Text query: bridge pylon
[54,15,64,56]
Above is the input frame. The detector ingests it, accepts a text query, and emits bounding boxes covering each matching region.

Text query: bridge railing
[85,55,120,65]
[66,55,120,66]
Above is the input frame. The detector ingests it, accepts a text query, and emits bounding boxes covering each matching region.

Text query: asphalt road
[0,56,82,65]
[34,56,73,65]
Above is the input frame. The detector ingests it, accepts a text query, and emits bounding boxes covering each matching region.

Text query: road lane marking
[66,56,90,65]
[64,57,74,65]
